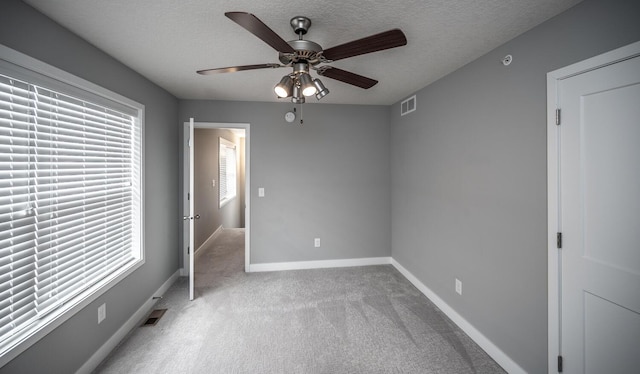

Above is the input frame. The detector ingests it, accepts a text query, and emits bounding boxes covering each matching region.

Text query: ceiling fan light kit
[291,85,305,104]
[274,75,294,97]
[313,79,329,100]
[197,12,407,104]
[298,72,316,96]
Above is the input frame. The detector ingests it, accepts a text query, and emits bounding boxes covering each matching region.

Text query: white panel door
[188,118,195,300]
[559,55,640,373]
[182,119,197,300]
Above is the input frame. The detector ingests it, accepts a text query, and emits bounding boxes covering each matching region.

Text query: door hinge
[187,246,190,255]
[556,108,561,125]
[187,192,190,200]
[558,355,563,372]
[557,232,562,249]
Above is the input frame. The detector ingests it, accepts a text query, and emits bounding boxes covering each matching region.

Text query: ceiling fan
[197,12,407,103]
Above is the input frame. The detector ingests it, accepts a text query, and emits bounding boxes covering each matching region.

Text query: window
[0,47,143,362]
[219,137,236,207]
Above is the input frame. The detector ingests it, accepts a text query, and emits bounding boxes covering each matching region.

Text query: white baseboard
[195,225,223,257]
[179,225,224,276]
[80,258,524,374]
[390,259,526,374]
[248,256,392,272]
[76,269,180,374]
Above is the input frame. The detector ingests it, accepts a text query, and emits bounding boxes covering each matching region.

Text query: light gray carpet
[94,228,506,373]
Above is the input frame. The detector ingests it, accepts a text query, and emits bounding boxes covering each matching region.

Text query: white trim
[0,44,142,112]
[0,43,146,368]
[87,257,524,373]
[188,119,195,301]
[181,123,190,278]
[248,257,392,272]
[546,40,640,374]
[0,260,145,368]
[547,62,561,374]
[182,122,251,279]
[547,41,640,80]
[218,137,238,208]
[195,225,223,257]
[75,270,180,374]
[391,259,525,374]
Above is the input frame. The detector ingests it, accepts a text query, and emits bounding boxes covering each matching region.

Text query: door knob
[194,214,200,219]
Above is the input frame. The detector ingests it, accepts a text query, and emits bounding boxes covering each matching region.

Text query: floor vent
[142,309,167,326]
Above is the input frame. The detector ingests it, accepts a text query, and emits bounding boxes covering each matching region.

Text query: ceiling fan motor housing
[279,40,323,65]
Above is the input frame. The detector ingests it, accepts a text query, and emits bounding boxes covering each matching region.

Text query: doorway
[182,121,250,299]
[547,42,640,373]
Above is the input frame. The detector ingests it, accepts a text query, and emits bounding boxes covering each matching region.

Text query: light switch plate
[455,279,462,295]
[258,188,265,197]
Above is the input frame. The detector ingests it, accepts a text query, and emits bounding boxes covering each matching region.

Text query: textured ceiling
[23,0,582,105]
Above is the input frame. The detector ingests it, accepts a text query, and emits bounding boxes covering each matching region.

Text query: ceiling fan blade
[322,29,407,61]
[316,66,378,89]
[225,12,295,54]
[197,63,283,75]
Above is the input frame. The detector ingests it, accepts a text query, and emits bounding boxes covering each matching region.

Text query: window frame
[218,137,237,208]
[0,44,145,367]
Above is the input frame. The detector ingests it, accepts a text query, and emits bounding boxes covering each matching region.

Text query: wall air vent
[400,95,416,116]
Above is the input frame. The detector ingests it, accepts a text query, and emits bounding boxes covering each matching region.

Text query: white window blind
[0,69,142,352]
[219,138,236,207]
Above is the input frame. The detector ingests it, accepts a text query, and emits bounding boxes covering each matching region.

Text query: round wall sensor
[502,55,513,66]
[285,111,296,123]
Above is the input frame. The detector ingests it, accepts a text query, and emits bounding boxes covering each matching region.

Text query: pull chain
[299,103,303,125]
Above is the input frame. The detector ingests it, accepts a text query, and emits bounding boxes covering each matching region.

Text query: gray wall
[0,1,179,373]
[389,0,640,372]
[194,128,243,250]
[179,101,391,264]
[4,0,637,372]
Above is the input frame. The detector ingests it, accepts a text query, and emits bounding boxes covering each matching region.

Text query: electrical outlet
[455,279,462,295]
[98,303,106,324]
[258,187,265,197]
[212,179,215,187]
[314,238,321,248]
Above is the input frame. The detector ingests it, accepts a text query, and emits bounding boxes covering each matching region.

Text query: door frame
[182,121,251,275]
[546,40,640,373]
